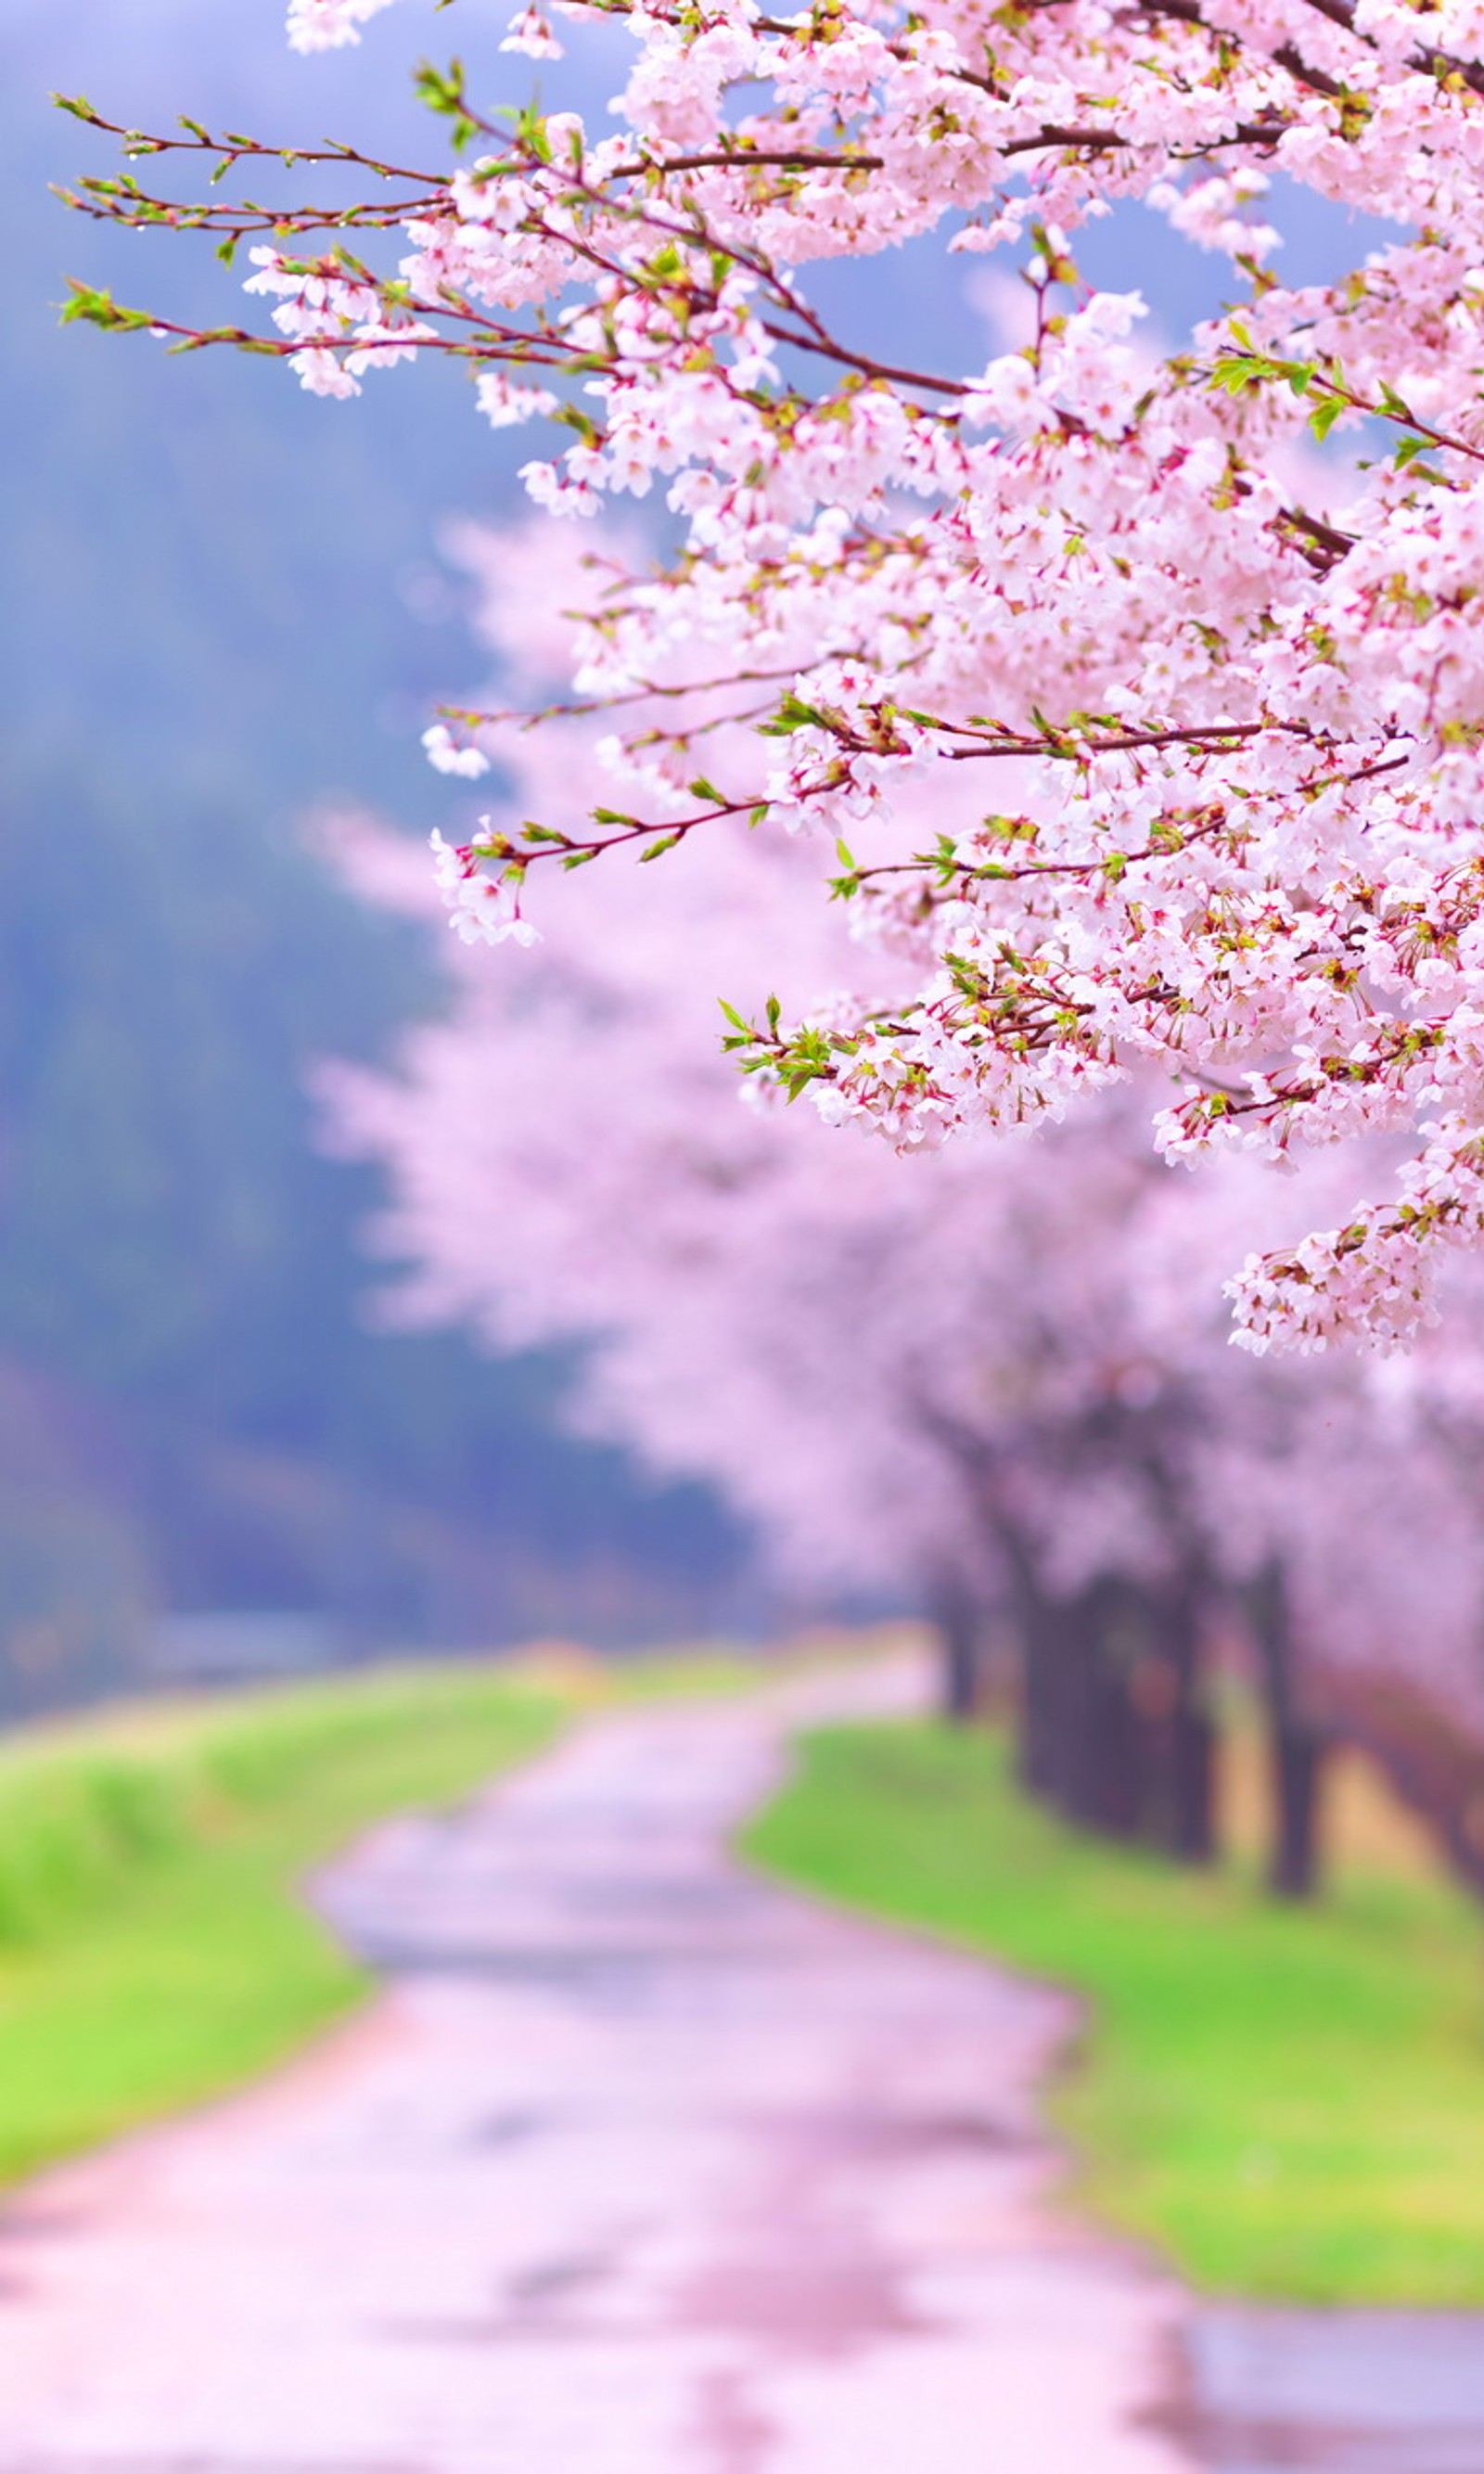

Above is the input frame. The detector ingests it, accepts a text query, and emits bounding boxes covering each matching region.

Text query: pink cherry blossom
[286,0,397,52]
[319,530,1484,1778]
[60,0,1484,1346]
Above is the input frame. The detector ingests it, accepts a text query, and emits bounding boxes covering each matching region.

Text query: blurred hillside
[0,0,753,1711]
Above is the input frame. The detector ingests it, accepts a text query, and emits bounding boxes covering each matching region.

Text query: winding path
[0,1668,1195,2472]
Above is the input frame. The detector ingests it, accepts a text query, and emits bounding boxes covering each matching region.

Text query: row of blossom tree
[318,524,1484,1900]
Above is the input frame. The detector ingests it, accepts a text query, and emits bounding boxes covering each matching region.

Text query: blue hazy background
[5,0,763,1711]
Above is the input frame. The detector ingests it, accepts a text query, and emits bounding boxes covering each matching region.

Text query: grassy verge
[0,1658,602,2186]
[745,1719,1484,2306]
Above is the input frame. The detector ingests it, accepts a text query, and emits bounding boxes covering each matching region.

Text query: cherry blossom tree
[55,0,1484,1352]
[315,524,1484,1891]
[331,788,1484,1884]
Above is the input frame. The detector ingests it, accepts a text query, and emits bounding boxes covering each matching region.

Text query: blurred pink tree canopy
[318,524,1484,1880]
[57,0,1484,1352]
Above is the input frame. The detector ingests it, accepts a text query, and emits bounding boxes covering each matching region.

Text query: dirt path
[0,1669,1192,2473]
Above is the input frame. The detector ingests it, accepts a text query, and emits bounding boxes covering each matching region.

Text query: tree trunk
[1006,1560,1068,1800]
[1247,1562,1325,1901]
[1142,1581,1216,1865]
[1011,1565,1211,1860]
[930,1581,982,1724]
[1269,1722,1324,1900]
[1040,1582,1145,1841]
[1039,1595,1097,1821]
[1079,1645,1146,1839]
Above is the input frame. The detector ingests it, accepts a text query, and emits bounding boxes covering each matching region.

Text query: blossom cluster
[60,0,1484,1344]
[319,543,1484,1740]
[286,0,396,54]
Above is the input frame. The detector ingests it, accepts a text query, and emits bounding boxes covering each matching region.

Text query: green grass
[745,1720,1484,2306]
[0,1660,581,2186]
[0,1642,802,2188]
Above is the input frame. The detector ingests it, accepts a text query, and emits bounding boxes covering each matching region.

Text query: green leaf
[759,692,829,737]
[1308,393,1345,442]
[58,280,154,335]
[414,58,479,151]
[1208,354,1267,396]
[1394,433,1438,471]
[516,102,554,163]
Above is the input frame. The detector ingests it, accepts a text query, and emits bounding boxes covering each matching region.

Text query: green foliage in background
[0,1661,569,2185]
[747,1721,1484,2307]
